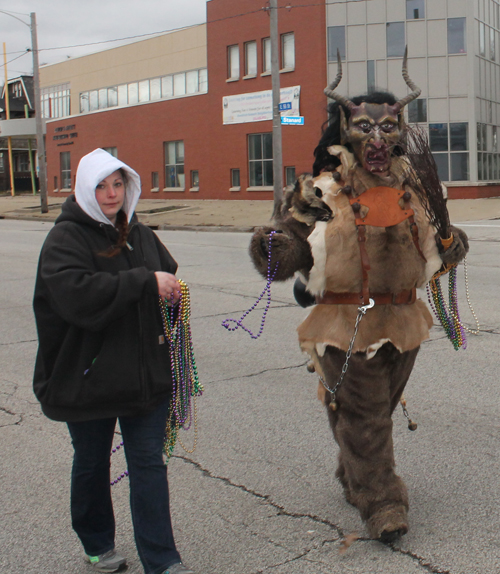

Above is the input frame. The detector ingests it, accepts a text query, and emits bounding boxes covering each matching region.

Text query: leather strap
[316,288,417,306]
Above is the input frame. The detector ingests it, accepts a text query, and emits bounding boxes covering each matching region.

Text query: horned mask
[324,48,421,176]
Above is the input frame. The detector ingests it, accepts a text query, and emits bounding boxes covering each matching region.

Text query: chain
[319,298,374,405]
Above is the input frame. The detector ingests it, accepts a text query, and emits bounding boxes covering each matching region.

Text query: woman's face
[95,170,125,224]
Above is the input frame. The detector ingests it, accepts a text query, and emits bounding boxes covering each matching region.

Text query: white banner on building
[222,86,300,125]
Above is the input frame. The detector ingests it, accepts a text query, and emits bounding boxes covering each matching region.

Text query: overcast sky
[0,0,209,81]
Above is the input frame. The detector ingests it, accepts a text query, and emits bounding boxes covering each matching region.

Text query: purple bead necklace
[221,231,279,339]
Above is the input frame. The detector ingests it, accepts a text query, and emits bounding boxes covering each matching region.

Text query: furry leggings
[318,342,419,539]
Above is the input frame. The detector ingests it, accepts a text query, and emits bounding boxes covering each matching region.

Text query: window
[164,141,185,189]
[262,38,271,73]
[490,27,496,60]
[0,153,4,172]
[281,33,295,69]
[108,87,118,107]
[139,80,150,102]
[199,69,208,92]
[152,171,159,190]
[367,60,376,93]
[429,123,448,151]
[190,170,199,189]
[228,45,240,80]
[54,176,58,190]
[231,168,240,189]
[118,85,128,106]
[186,71,199,94]
[14,153,30,172]
[245,41,257,76]
[328,26,346,61]
[173,73,186,96]
[98,88,108,109]
[41,83,71,118]
[80,93,90,113]
[386,22,405,57]
[150,78,161,100]
[480,22,486,56]
[448,18,466,54]
[249,133,273,187]
[89,90,98,111]
[408,98,427,122]
[162,76,173,98]
[60,152,71,189]
[102,147,118,158]
[128,82,139,105]
[430,122,469,181]
[406,0,424,19]
[285,166,296,186]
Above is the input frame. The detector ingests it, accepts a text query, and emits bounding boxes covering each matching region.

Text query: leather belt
[316,287,416,306]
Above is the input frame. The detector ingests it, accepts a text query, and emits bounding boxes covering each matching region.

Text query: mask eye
[381,122,396,132]
[314,187,323,198]
[357,121,371,132]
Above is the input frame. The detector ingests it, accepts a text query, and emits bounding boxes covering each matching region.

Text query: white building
[326,0,500,196]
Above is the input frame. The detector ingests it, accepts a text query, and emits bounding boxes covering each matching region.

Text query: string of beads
[221,231,279,338]
[159,280,203,461]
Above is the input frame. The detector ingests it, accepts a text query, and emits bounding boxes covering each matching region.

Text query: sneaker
[84,549,127,572]
[164,563,195,574]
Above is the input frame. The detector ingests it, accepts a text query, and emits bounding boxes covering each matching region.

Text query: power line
[2,0,376,59]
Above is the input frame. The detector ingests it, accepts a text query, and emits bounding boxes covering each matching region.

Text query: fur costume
[249,53,469,542]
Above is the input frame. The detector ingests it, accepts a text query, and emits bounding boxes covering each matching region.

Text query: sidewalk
[1,192,499,230]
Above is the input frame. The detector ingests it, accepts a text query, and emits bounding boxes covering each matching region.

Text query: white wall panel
[448,55,468,96]
[348,25,367,60]
[386,0,405,21]
[428,56,448,96]
[366,0,386,24]
[347,61,368,95]
[367,24,386,59]
[407,21,427,58]
[448,0,467,18]
[427,0,446,19]
[427,20,447,56]
[347,1,366,25]
[449,97,469,120]
[327,3,346,26]
[428,98,449,121]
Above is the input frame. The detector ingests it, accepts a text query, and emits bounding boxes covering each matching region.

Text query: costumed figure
[249,51,469,542]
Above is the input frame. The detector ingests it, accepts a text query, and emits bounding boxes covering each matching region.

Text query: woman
[33,149,195,574]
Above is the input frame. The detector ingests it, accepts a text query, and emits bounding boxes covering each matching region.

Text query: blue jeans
[67,400,181,574]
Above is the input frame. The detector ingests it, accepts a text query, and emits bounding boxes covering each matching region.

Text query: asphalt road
[0,219,499,574]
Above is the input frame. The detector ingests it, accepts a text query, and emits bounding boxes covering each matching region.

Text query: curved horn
[324,49,356,110]
[394,46,421,112]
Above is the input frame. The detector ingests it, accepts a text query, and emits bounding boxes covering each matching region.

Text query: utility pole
[270,0,283,219]
[30,12,48,213]
[3,43,15,196]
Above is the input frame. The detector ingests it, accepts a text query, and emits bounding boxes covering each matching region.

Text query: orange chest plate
[349,186,414,227]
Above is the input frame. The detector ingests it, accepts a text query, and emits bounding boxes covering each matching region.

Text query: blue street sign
[279,102,292,111]
[281,116,304,125]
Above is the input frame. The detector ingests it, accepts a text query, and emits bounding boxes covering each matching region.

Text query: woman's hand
[155,272,181,304]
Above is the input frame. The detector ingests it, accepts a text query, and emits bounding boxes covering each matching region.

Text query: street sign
[279,102,292,111]
[281,116,304,125]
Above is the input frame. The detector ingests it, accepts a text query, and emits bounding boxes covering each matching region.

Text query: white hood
[74,148,141,225]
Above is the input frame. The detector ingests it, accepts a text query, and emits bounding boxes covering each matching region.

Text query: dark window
[54,176,58,190]
[450,122,468,150]
[432,153,449,181]
[164,141,185,188]
[152,171,159,189]
[60,152,71,189]
[429,123,448,151]
[249,133,273,187]
[231,168,240,188]
[367,60,376,93]
[328,26,346,61]
[450,153,469,180]
[479,23,485,56]
[448,18,466,54]
[406,0,425,19]
[387,22,405,57]
[191,170,199,188]
[285,166,296,186]
[408,99,427,122]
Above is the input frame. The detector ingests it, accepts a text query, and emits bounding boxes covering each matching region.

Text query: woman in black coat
[33,148,195,574]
